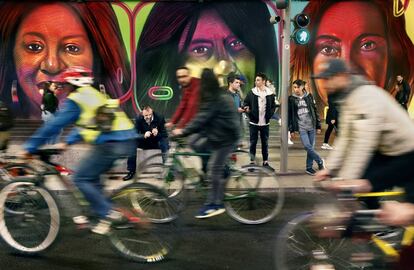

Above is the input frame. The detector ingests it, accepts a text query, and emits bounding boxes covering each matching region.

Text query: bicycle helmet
[61,66,94,87]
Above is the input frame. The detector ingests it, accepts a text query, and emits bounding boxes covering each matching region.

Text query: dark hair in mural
[200,68,221,104]
[136,1,278,116]
[0,2,131,118]
[291,0,414,114]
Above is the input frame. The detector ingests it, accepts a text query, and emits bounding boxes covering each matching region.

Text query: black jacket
[396,80,411,106]
[325,99,339,125]
[243,87,276,124]
[182,92,240,149]
[135,112,168,149]
[288,92,321,132]
[42,90,59,113]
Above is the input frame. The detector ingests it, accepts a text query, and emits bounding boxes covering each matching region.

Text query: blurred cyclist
[314,58,414,210]
[172,68,240,218]
[314,58,414,270]
[23,66,138,235]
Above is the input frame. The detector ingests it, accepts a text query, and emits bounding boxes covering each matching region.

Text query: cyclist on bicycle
[23,66,138,235]
[172,68,240,218]
[313,58,414,219]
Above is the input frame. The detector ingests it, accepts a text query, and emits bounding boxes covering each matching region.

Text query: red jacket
[170,78,200,128]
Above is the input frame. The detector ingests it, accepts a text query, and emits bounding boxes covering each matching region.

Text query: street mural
[0,1,412,119]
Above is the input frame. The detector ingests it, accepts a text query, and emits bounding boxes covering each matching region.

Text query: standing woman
[41,81,59,144]
[321,98,338,150]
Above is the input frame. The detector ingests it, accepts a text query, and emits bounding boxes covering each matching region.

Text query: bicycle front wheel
[135,163,185,223]
[109,182,180,263]
[224,165,284,224]
[275,212,388,270]
[0,181,60,255]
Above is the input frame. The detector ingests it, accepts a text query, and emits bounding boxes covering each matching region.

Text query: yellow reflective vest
[67,86,134,143]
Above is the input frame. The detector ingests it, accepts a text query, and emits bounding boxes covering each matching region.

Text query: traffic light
[292,13,310,45]
[275,0,289,9]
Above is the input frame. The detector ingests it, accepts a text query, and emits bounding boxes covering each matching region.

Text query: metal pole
[280,1,290,173]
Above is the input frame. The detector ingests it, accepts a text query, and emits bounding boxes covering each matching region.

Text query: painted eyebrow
[22,32,88,40]
[356,33,386,40]
[315,35,341,42]
[316,32,385,42]
[188,39,214,45]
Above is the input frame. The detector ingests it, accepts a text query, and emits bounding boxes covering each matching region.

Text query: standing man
[123,105,169,180]
[227,74,245,147]
[396,75,411,110]
[288,79,324,175]
[166,66,200,129]
[243,72,276,171]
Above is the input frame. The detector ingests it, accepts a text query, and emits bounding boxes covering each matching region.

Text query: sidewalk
[6,135,330,192]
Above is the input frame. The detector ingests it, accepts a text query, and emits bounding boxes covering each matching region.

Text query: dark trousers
[249,124,269,162]
[126,137,169,172]
[323,122,338,144]
[188,133,210,174]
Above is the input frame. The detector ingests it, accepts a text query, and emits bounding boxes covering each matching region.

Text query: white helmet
[61,66,94,87]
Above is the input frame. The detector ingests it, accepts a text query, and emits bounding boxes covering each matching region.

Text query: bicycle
[135,137,284,225]
[274,182,412,270]
[0,148,179,263]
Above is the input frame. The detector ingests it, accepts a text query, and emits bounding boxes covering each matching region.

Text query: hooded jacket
[288,91,321,132]
[243,87,276,125]
[181,92,240,149]
[327,75,414,179]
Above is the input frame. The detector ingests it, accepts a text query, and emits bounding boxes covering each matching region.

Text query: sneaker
[321,143,333,150]
[263,162,275,172]
[91,219,111,235]
[91,209,131,235]
[248,161,256,172]
[288,139,294,145]
[123,171,135,181]
[318,159,326,170]
[306,168,317,176]
[195,204,226,219]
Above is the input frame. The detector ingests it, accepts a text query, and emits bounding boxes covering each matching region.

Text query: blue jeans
[126,137,169,172]
[299,129,322,170]
[41,111,60,144]
[74,139,136,218]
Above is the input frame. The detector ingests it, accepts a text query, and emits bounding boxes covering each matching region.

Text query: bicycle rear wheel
[109,182,180,263]
[275,212,388,270]
[0,181,60,255]
[1,163,39,181]
[135,163,185,222]
[224,165,284,224]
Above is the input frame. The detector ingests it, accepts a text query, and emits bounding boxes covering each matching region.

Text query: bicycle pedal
[112,223,135,230]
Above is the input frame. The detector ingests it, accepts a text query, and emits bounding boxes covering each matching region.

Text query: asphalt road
[0,192,327,270]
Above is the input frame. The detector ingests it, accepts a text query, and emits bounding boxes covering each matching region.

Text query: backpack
[0,101,14,131]
[95,99,120,132]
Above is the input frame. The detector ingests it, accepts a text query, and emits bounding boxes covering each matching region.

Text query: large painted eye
[65,44,81,54]
[320,45,340,57]
[360,41,377,51]
[26,43,44,53]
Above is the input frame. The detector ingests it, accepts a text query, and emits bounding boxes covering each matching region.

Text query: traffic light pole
[280,2,290,173]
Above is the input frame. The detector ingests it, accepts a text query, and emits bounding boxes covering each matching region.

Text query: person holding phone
[243,72,276,171]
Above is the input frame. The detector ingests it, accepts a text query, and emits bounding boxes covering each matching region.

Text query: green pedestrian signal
[293,28,310,45]
[292,13,310,45]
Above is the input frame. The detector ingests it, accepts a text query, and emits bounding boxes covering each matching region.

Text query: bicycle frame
[353,190,413,261]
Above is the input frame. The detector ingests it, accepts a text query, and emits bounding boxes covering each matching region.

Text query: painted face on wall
[312,1,388,104]
[179,9,255,92]
[14,3,93,107]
